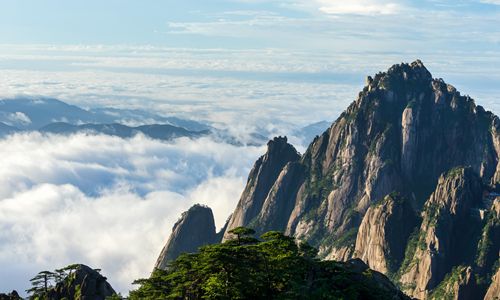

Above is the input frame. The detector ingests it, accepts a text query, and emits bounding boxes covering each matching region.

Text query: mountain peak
[154,204,217,270]
[37,264,115,300]
[264,136,300,167]
[388,59,431,80]
[269,135,288,144]
[266,136,295,154]
[365,60,432,94]
[222,136,300,239]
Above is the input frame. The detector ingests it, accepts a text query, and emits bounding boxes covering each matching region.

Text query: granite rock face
[482,198,500,300]
[252,161,305,234]
[222,136,300,239]
[154,204,218,270]
[354,193,417,274]
[399,168,484,299]
[342,258,413,300]
[485,266,500,300]
[428,266,479,300]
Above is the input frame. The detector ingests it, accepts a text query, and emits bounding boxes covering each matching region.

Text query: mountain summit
[156,61,500,299]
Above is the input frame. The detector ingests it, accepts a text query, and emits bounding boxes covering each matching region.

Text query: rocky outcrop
[491,117,500,185]
[251,161,305,234]
[223,136,300,239]
[399,168,484,299]
[155,204,218,270]
[477,198,500,275]
[428,265,480,300]
[481,198,500,300]
[323,245,355,261]
[49,264,115,300]
[0,291,21,300]
[354,193,417,274]
[343,259,412,300]
[485,266,500,300]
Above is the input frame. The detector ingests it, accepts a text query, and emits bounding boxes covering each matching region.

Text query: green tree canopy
[130,228,402,300]
[227,226,257,245]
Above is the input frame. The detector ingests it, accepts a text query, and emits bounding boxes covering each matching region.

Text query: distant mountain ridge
[0,97,213,141]
[39,122,209,140]
[293,120,331,144]
[0,97,277,145]
[157,60,500,299]
[0,97,209,131]
[0,97,329,145]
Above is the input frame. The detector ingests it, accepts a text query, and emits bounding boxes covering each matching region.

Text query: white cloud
[314,0,404,15]
[1,45,500,136]
[2,112,32,126]
[0,184,185,294]
[0,62,355,134]
[479,0,500,5]
[0,133,264,295]
[228,0,405,15]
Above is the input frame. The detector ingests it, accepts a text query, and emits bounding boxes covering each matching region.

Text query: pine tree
[26,270,56,299]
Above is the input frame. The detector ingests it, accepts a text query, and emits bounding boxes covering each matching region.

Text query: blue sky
[0,0,499,50]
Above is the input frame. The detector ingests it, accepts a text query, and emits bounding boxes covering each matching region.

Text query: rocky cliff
[398,167,484,298]
[485,266,500,300]
[154,204,218,270]
[482,198,500,300]
[0,291,21,300]
[354,192,417,275]
[157,61,500,299]
[49,264,115,300]
[222,136,300,239]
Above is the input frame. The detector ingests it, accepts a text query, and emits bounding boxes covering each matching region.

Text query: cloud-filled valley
[0,132,264,294]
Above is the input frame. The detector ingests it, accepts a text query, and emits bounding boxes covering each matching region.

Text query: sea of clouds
[0,133,264,293]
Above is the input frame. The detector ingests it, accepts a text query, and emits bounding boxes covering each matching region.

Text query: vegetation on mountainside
[130,227,404,300]
[27,265,82,299]
[476,209,499,268]
[393,227,424,282]
[26,264,117,300]
[428,266,468,300]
